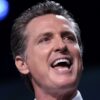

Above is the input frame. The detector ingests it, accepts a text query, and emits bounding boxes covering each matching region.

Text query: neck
[34,86,77,100]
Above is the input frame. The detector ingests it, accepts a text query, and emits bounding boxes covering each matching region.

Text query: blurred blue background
[0,0,9,21]
[0,0,100,100]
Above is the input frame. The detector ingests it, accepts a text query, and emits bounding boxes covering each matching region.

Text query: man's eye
[39,37,51,43]
[68,36,76,41]
[64,36,76,42]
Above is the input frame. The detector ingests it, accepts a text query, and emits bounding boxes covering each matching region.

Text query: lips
[51,57,72,69]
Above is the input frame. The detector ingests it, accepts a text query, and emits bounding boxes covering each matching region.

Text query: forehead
[26,14,74,36]
[27,14,69,26]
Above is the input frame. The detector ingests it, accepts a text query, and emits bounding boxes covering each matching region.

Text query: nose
[54,36,68,53]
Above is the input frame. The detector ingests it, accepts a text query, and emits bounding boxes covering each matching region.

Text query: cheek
[73,44,81,56]
[74,44,80,51]
[34,44,53,61]
[72,44,82,66]
[74,44,83,69]
[26,46,51,73]
[27,52,48,83]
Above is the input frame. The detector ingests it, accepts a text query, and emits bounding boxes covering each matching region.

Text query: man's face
[24,14,83,93]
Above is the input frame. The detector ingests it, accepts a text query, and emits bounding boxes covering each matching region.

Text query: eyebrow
[38,32,53,38]
[35,30,75,42]
[34,32,53,42]
[60,30,75,36]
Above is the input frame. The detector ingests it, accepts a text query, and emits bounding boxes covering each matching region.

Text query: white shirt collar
[72,90,83,100]
[34,90,83,100]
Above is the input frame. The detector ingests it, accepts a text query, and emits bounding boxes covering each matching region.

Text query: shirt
[72,90,83,100]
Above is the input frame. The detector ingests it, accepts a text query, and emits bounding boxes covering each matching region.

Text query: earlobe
[15,56,29,75]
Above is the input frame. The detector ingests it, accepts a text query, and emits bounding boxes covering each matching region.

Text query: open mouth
[51,58,72,69]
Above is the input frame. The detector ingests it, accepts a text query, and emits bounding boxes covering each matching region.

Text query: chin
[52,76,78,91]
[48,82,77,96]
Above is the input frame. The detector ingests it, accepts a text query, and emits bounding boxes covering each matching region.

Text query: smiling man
[11,1,83,100]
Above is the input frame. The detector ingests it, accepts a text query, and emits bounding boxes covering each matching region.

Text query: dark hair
[10,0,83,93]
[11,0,82,59]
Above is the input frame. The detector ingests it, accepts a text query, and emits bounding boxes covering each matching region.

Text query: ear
[15,56,29,75]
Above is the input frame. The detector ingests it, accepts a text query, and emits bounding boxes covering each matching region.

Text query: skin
[15,14,83,100]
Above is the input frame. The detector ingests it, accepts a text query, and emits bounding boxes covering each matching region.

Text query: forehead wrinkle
[25,14,76,40]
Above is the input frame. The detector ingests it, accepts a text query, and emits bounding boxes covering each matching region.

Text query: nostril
[61,46,68,52]
[60,46,68,53]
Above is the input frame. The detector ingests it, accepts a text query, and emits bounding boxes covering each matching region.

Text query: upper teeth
[53,59,70,66]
